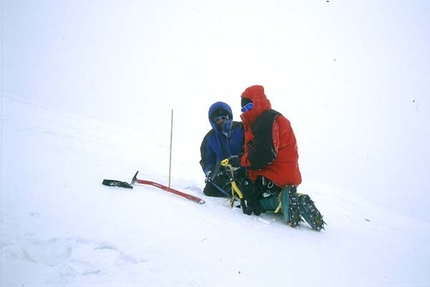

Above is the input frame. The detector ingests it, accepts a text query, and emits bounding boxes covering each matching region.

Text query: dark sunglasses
[214,115,228,122]
[241,102,253,113]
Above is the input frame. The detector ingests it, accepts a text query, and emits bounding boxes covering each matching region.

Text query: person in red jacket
[239,85,302,187]
[228,85,324,230]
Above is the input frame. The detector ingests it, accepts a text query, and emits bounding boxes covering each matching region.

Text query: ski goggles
[213,115,229,122]
[241,102,253,113]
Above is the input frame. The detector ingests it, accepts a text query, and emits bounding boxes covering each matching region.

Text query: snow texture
[2,92,430,286]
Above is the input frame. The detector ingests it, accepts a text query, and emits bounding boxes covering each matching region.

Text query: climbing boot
[298,194,326,231]
[258,195,279,211]
[279,186,302,227]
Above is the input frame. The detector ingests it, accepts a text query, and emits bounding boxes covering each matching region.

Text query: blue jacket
[199,102,245,174]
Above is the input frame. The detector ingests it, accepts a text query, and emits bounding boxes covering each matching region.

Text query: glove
[239,179,263,216]
[246,200,263,216]
[204,170,212,183]
[221,119,233,137]
[228,155,241,168]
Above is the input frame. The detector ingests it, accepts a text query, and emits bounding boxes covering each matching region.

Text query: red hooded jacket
[239,85,302,187]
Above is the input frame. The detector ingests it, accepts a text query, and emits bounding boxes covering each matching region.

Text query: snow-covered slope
[2,95,429,287]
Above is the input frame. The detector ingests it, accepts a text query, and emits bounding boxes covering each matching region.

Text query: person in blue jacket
[199,101,245,197]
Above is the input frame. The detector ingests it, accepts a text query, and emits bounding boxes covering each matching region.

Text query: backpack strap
[247,110,281,169]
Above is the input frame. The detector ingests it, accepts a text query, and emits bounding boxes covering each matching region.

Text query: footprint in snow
[3,237,147,279]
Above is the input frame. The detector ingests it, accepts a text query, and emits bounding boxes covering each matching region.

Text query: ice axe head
[102,179,133,189]
[131,170,139,184]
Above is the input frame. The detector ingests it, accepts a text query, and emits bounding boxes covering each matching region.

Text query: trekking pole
[207,160,232,197]
[209,181,231,197]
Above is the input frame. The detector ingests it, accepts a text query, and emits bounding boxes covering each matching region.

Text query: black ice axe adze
[102,171,205,204]
[102,179,134,189]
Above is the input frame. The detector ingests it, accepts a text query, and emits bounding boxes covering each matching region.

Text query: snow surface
[2,95,430,286]
[2,1,430,286]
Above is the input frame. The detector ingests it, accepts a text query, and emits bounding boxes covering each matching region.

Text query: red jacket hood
[240,85,272,127]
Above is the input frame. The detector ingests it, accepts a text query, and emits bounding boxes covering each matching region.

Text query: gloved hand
[204,170,212,183]
[246,200,263,216]
[227,155,241,168]
[239,179,263,216]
